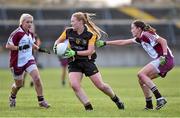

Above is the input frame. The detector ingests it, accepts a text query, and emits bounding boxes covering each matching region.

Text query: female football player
[58,56,68,86]
[53,12,124,110]
[23,24,42,87]
[6,13,50,108]
[96,20,174,110]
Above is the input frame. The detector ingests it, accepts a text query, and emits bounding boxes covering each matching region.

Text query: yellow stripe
[175,21,180,28]
[118,7,157,20]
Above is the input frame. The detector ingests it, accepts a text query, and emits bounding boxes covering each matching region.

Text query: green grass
[0,67,180,117]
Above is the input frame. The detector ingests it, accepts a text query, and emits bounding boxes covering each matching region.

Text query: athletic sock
[145,97,153,108]
[37,96,44,102]
[151,86,162,99]
[10,93,16,99]
[84,102,93,110]
[111,95,120,103]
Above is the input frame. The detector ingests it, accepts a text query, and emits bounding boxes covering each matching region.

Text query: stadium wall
[1,46,179,68]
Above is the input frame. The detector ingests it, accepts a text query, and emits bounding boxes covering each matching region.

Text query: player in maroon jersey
[57,56,68,86]
[6,13,50,108]
[96,20,174,110]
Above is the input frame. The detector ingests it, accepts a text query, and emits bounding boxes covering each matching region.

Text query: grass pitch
[0,67,180,117]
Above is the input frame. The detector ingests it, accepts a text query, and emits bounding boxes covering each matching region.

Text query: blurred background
[0,0,180,68]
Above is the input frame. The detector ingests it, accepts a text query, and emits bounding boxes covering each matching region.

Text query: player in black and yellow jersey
[53,12,124,110]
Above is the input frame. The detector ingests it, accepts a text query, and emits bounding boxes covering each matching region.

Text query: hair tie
[144,24,150,31]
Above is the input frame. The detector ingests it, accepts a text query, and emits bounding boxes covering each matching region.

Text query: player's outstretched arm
[33,44,50,54]
[106,38,134,46]
[96,38,135,48]
[38,47,51,54]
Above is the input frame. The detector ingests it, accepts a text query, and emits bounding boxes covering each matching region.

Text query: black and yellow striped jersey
[58,25,97,60]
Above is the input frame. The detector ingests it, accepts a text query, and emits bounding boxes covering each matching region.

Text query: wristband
[104,41,107,46]
[18,46,22,50]
[75,51,77,56]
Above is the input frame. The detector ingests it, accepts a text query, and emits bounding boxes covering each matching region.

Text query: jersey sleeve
[88,34,97,45]
[144,31,160,42]
[153,33,160,40]
[6,32,18,46]
[58,30,67,42]
[30,37,36,45]
[30,33,36,45]
[132,37,141,44]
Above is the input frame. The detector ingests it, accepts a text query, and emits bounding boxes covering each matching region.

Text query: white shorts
[150,58,160,73]
[12,64,38,80]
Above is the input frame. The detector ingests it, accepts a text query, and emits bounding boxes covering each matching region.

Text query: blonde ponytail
[72,12,107,39]
[83,13,107,39]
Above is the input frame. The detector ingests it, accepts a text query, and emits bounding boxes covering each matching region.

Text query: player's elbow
[161,38,167,43]
[158,37,167,44]
[88,50,95,55]
[5,44,10,49]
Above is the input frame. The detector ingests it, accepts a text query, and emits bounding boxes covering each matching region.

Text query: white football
[56,40,68,56]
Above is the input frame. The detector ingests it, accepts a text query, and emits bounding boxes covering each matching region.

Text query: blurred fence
[0,6,180,68]
[0,6,180,45]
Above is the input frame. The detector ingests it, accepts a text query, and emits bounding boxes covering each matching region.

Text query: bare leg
[61,66,67,86]
[69,72,89,104]
[137,63,164,109]
[9,75,24,107]
[138,66,160,98]
[90,72,124,109]
[69,72,93,110]
[22,72,27,87]
[29,69,43,96]
[11,79,24,96]
[30,80,34,87]
[138,63,161,95]
[29,68,50,108]
[90,72,115,97]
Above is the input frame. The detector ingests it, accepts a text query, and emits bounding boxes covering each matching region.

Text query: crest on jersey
[75,38,81,44]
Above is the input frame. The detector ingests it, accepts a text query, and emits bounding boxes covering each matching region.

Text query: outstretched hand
[96,40,106,48]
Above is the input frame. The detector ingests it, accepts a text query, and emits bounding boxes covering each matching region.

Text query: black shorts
[68,60,99,76]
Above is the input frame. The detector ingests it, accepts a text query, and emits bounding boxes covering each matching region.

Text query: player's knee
[13,82,23,89]
[33,78,41,86]
[16,84,23,89]
[138,78,144,86]
[33,75,40,81]
[70,83,80,92]
[138,72,148,83]
[17,86,23,89]
[97,83,108,91]
[137,72,144,79]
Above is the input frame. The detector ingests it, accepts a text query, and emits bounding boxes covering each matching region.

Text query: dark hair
[133,20,156,33]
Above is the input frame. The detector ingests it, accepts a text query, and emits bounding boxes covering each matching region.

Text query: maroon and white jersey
[133,31,174,59]
[7,26,35,67]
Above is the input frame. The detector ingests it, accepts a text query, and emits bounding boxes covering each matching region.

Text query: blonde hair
[19,13,33,25]
[72,12,107,39]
